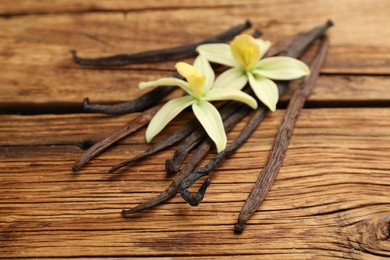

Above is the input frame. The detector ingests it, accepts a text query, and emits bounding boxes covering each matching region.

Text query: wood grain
[0,0,390,108]
[1,73,389,110]
[1,108,390,258]
[0,0,254,15]
[2,106,390,146]
[1,0,390,259]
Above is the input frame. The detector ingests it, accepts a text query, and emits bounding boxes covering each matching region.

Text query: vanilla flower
[197,34,310,111]
[139,56,258,152]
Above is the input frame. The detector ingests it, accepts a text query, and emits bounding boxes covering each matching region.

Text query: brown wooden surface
[1,0,390,259]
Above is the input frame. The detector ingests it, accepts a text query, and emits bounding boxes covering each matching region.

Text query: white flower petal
[204,89,258,109]
[255,39,272,58]
[213,67,248,90]
[145,96,194,142]
[193,55,215,90]
[192,101,227,152]
[253,56,310,80]
[196,43,239,67]
[248,73,279,112]
[139,77,192,95]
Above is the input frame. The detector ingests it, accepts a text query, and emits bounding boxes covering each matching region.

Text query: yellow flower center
[175,62,205,99]
[230,34,260,70]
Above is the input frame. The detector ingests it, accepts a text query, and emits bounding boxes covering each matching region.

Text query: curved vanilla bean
[179,20,334,207]
[108,120,200,173]
[165,101,242,174]
[235,37,329,234]
[282,20,333,57]
[120,20,333,214]
[108,98,234,174]
[121,103,250,214]
[179,104,254,205]
[179,86,287,205]
[82,86,176,115]
[164,129,205,174]
[72,104,162,172]
[179,106,266,205]
[71,21,254,67]
[82,71,182,115]
[121,138,213,216]
[109,100,229,173]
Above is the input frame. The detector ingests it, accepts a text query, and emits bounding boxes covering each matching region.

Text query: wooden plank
[0,112,189,146]
[0,0,251,15]
[1,108,390,258]
[0,0,389,72]
[1,1,389,258]
[1,72,389,107]
[0,64,172,106]
[1,9,389,74]
[0,0,390,106]
[1,107,390,147]
[281,75,390,102]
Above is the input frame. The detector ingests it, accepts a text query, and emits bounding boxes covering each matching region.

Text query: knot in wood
[349,214,390,256]
[376,215,390,241]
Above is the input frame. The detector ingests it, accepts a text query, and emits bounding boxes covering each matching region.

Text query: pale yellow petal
[145,96,194,142]
[248,73,279,112]
[193,55,215,90]
[255,39,272,58]
[213,67,248,90]
[253,56,310,80]
[196,43,238,67]
[139,77,192,94]
[204,89,258,109]
[192,101,227,152]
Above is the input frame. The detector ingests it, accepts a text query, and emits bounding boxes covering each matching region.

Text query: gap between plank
[1,100,389,115]
[0,4,238,18]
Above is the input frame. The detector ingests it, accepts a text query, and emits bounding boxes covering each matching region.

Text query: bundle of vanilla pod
[72,20,333,233]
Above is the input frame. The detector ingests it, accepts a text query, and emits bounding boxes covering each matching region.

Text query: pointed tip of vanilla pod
[252,29,262,38]
[71,50,90,65]
[70,50,79,61]
[82,97,90,111]
[108,167,117,174]
[121,209,133,217]
[72,165,80,172]
[82,97,90,106]
[245,19,252,28]
[165,159,176,174]
[122,208,144,216]
[234,223,245,234]
[109,159,138,173]
[326,19,335,27]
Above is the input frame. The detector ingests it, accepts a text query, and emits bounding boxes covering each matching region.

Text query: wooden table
[1,1,390,258]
